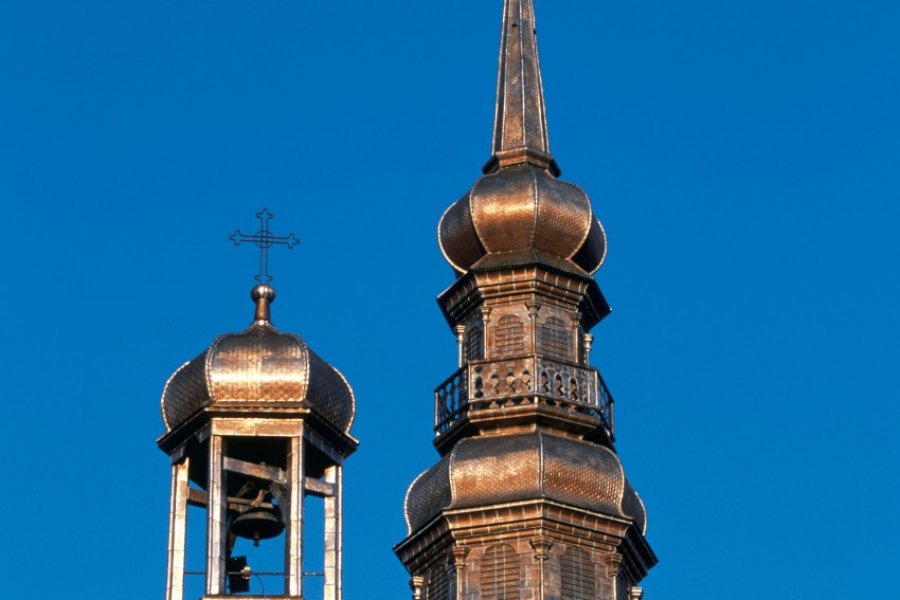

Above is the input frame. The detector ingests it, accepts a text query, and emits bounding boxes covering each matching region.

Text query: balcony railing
[434,355,614,438]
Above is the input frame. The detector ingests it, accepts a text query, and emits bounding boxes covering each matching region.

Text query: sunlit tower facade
[395,1,657,598]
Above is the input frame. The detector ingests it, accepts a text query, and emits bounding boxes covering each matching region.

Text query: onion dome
[160,284,355,434]
[438,165,607,276]
[403,432,646,535]
[437,0,606,277]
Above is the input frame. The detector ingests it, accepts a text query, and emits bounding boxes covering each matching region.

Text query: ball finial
[251,284,276,324]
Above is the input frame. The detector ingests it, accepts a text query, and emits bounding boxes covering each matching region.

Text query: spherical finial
[251,284,276,303]
[251,284,276,324]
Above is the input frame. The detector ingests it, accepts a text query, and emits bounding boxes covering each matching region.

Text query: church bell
[230,504,285,547]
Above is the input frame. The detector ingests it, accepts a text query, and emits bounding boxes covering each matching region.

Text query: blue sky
[1,1,898,598]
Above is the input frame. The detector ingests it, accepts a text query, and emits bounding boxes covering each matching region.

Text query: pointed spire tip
[488,0,558,174]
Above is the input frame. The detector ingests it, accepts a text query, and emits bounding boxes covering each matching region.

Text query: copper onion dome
[438,0,606,276]
[438,166,607,276]
[403,432,646,535]
[161,284,355,434]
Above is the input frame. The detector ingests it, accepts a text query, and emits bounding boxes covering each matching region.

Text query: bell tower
[158,283,358,600]
[395,0,656,598]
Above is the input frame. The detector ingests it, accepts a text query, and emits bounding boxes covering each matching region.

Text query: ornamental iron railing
[434,355,614,438]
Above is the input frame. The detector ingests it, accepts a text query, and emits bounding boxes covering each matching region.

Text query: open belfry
[158,282,357,600]
[394,0,657,598]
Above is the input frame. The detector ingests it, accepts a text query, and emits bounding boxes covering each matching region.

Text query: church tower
[395,1,657,598]
[158,283,358,600]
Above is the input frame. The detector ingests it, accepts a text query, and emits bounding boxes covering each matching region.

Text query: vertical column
[324,463,343,600]
[166,457,190,600]
[481,306,492,358]
[206,436,227,596]
[450,546,469,600]
[603,552,623,600]
[570,310,582,361]
[526,302,540,354]
[529,536,552,600]
[455,325,466,368]
[409,575,425,600]
[285,432,305,597]
[582,333,594,365]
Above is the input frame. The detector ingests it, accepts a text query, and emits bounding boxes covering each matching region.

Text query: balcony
[434,355,614,440]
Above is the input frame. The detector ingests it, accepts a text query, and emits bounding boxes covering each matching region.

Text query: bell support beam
[188,487,207,508]
[223,456,287,486]
[165,456,190,600]
[188,487,286,511]
[305,477,336,497]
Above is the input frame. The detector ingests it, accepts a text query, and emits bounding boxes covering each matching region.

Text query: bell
[230,505,285,546]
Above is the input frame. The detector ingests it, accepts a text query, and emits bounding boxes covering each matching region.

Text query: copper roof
[160,284,355,434]
[404,431,646,535]
[439,163,607,277]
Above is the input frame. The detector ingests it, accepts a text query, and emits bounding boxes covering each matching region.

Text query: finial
[251,284,276,324]
[484,0,560,176]
[230,208,300,284]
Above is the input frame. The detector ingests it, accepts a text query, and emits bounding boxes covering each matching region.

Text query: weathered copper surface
[161,285,355,434]
[398,0,656,598]
[160,285,355,600]
[490,0,552,171]
[437,0,608,278]
[404,432,647,533]
[438,166,607,277]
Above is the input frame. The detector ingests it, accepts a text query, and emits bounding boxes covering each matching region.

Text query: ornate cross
[229,209,300,283]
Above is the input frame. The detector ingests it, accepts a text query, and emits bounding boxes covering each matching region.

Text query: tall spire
[486,0,560,176]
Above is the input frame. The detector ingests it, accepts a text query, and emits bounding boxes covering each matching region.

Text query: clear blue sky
[1,1,897,598]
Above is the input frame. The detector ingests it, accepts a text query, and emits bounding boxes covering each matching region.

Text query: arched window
[465,326,484,362]
[493,315,525,358]
[481,544,520,600]
[561,547,596,600]
[539,317,571,361]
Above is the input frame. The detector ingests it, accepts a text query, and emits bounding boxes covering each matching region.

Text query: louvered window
[481,544,520,600]
[493,315,525,358]
[427,563,449,600]
[539,317,571,361]
[561,547,596,600]
[465,326,483,361]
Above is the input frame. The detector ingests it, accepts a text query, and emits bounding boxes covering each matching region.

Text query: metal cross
[229,209,300,283]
